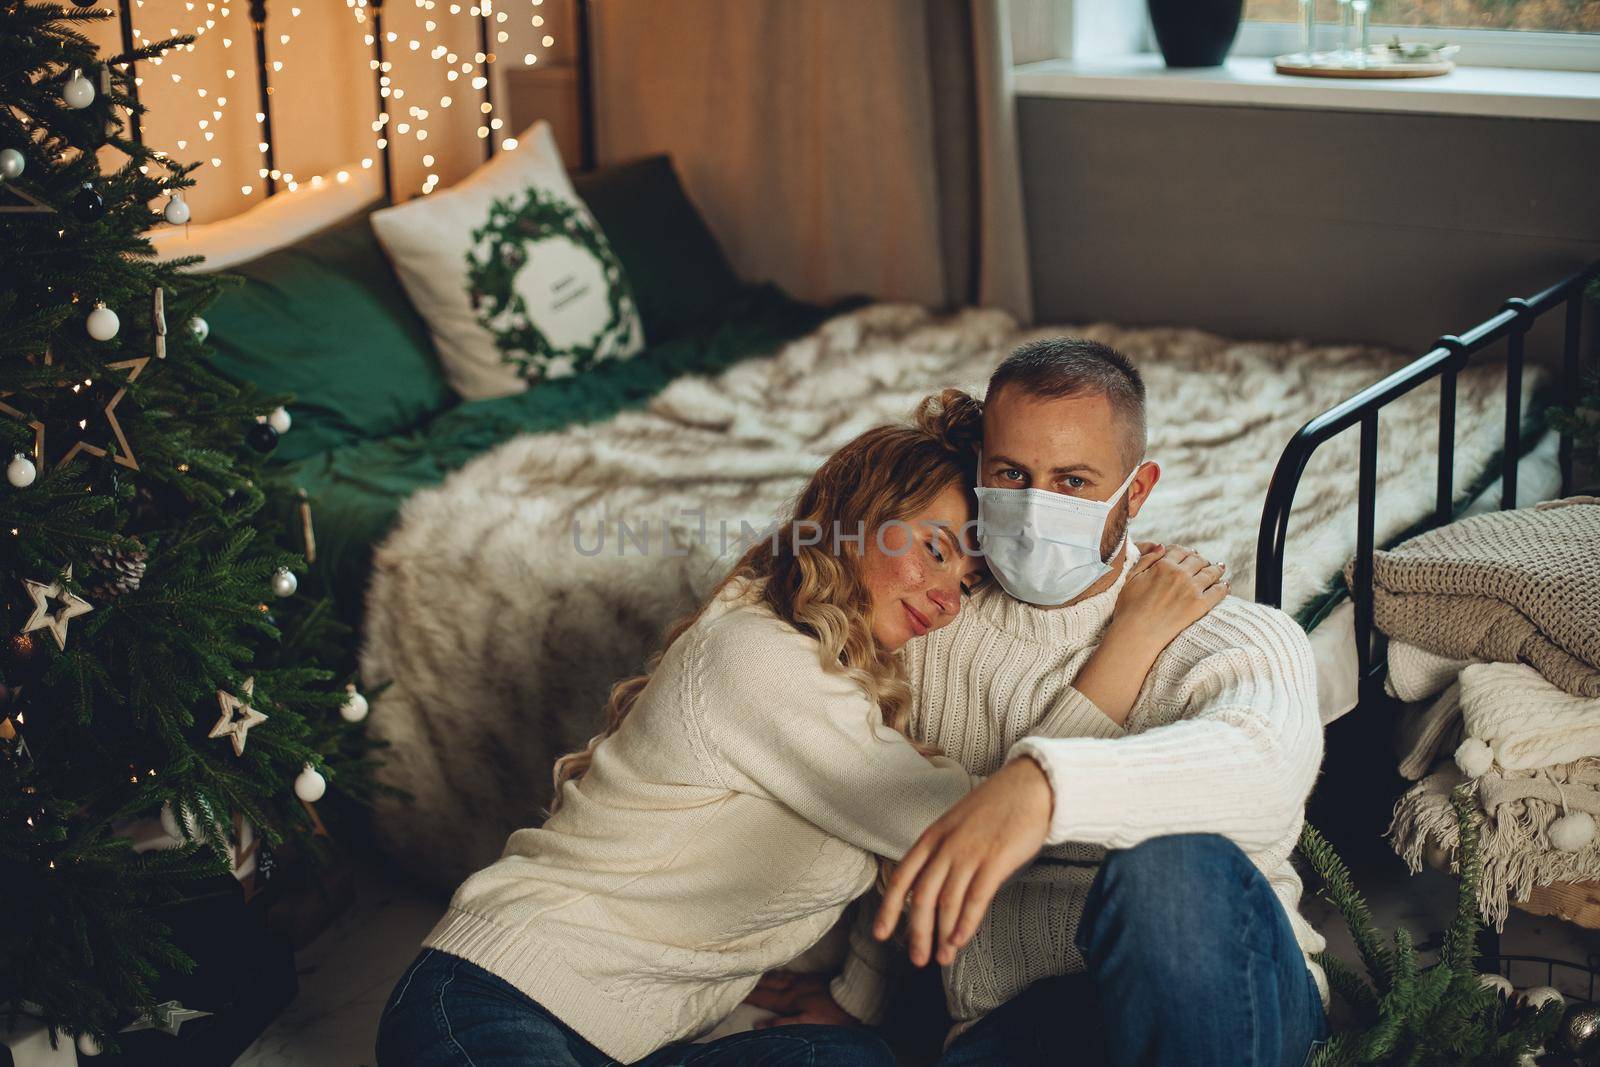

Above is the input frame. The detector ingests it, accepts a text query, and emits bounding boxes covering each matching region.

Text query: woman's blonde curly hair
[551,390,985,810]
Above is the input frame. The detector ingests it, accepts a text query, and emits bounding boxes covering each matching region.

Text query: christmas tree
[1300,789,1564,1065]
[0,1,377,1050]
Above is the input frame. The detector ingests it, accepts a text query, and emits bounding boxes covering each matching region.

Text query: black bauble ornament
[72,184,105,221]
[71,0,100,7]
[246,422,279,453]
[1559,1002,1600,1057]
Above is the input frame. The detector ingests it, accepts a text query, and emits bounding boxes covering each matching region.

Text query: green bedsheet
[283,284,847,621]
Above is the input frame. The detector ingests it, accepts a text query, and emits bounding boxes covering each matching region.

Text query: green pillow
[572,155,742,343]
[204,209,457,462]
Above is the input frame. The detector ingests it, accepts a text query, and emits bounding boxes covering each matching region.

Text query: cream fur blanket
[362,303,1540,890]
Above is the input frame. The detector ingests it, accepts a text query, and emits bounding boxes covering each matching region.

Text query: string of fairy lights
[122,0,555,201]
[124,0,302,195]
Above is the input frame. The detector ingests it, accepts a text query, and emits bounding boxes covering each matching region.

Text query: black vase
[1148,0,1244,68]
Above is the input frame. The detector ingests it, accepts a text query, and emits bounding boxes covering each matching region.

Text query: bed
[137,0,1594,891]
[360,282,1587,892]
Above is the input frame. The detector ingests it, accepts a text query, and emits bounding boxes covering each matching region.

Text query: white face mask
[975,462,1142,607]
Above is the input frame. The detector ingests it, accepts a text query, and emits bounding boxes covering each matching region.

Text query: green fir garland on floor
[1300,788,1563,1065]
[0,0,379,1050]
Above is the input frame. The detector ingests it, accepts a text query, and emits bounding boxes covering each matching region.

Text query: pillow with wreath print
[371,120,644,400]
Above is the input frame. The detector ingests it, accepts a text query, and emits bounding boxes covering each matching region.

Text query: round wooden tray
[1274,51,1454,78]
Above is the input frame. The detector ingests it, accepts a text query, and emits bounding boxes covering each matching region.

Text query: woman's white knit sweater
[424,579,979,1062]
[883,543,1329,1033]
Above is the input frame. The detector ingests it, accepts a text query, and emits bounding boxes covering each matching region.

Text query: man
[753,339,1328,1066]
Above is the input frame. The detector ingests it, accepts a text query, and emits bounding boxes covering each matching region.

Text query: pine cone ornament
[86,542,148,599]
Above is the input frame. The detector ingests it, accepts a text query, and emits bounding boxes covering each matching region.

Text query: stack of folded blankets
[1365,497,1600,929]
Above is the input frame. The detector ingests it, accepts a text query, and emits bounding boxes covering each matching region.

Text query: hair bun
[913,389,983,458]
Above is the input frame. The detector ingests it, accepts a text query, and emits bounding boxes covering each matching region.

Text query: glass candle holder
[1298,0,1317,61]
[1351,0,1370,67]
[1336,0,1353,60]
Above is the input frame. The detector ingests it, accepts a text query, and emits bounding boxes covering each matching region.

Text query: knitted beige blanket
[1461,662,1600,770]
[1391,761,1600,928]
[1394,682,1462,781]
[1386,640,1468,703]
[1356,497,1600,697]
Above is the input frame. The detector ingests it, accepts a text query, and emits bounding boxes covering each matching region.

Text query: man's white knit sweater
[850,542,1328,1032]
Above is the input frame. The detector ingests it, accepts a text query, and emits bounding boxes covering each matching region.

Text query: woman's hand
[872,756,1054,968]
[742,971,861,1028]
[1117,542,1228,651]
[1069,543,1228,726]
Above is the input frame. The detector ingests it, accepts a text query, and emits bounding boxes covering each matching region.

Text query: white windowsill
[1014,55,1600,122]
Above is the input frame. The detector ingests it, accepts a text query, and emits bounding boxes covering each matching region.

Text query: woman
[376,397,1224,1067]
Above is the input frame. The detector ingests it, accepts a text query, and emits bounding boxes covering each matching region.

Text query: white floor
[237,861,443,1067]
[237,850,1600,1066]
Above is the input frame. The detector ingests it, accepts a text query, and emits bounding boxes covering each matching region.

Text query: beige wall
[87,0,577,222]
[1018,97,1600,363]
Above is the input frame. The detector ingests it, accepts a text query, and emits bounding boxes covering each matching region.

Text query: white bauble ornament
[270,567,298,598]
[340,688,369,723]
[86,303,120,341]
[7,453,36,488]
[189,316,209,343]
[1479,972,1514,998]
[1523,985,1565,1011]
[1551,811,1596,852]
[76,1032,102,1056]
[294,763,327,802]
[163,195,190,225]
[158,800,208,843]
[268,406,292,434]
[1454,736,1494,778]
[63,72,96,109]
[159,801,183,840]
[0,148,23,180]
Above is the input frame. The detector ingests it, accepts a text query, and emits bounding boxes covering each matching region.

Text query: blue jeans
[937,833,1329,1067]
[374,948,895,1066]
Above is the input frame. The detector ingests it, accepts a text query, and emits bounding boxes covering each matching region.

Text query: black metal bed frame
[1254,261,1599,708]
[114,0,599,202]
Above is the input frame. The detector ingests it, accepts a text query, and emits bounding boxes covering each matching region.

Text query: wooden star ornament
[120,1000,214,1036]
[0,351,148,471]
[22,566,93,650]
[0,183,54,216]
[209,677,267,757]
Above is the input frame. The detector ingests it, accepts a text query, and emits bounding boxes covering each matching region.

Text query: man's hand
[873,756,1054,967]
[742,971,860,1028]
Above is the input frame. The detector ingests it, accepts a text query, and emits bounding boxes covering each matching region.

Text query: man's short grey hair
[985,338,1147,469]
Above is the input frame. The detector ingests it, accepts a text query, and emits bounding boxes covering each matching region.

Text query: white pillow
[370,121,643,400]
[148,165,382,272]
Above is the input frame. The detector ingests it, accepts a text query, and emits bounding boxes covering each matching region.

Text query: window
[1009,0,1600,72]
[1234,0,1600,69]
[1010,0,1600,119]
[1244,1,1599,35]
